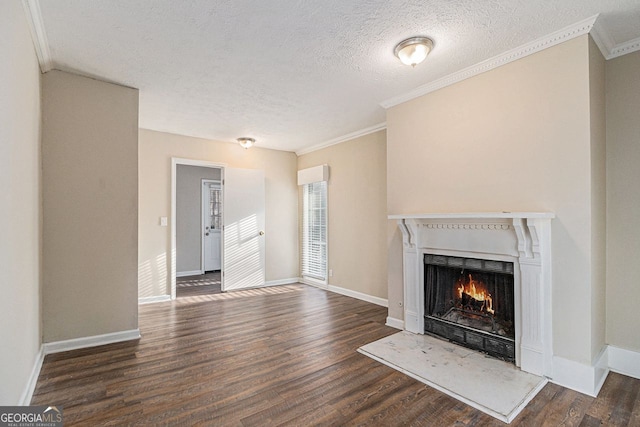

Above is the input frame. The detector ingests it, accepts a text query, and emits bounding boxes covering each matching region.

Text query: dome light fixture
[237,137,255,149]
[394,36,434,67]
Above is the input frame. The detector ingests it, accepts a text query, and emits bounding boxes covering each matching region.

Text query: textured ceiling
[35,0,640,152]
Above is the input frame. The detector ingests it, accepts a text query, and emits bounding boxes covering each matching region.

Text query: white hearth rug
[358,331,547,423]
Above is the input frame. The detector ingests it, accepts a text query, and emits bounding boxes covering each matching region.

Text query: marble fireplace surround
[390,212,554,378]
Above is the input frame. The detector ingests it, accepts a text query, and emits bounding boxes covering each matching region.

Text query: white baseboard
[232,278,300,290]
[608,345,640,379]
[43,329,141,355]
[385,317,404,330]
[223,278,300,292]
[594,346,610,396]
[300,276,328,289]
[550,346,609,397]
[18,346,44,405]
[176,270,203,278]
[301,278,388,307]
[327,284,388,307]
[139,295,172,305]
[265,277,299,286]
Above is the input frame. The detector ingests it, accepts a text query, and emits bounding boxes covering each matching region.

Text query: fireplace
[390,213,554,377]
[424,254,515,361]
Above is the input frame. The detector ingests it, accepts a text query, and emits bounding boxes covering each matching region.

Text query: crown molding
[295,122,386,156]
[608,36,640,60]
[381,15,599,109]
[21,0,52,72]
[590,17,616,59]
[591,17,640,60]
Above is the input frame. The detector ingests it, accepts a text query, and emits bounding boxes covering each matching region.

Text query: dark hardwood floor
[176,271,222,298]
[32,284,640,426]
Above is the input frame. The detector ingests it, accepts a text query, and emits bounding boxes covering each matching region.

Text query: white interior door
[222,168,266,291]
[202,180,222,271]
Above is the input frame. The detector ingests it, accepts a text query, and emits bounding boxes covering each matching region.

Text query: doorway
[170,158,267,299]
[175,165,221,277]
[175,165,222,299]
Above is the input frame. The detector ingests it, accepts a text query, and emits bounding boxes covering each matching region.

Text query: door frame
[201,179,221,273]
[171,158,225,300]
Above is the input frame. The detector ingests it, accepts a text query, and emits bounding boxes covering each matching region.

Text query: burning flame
[457,274,494,314]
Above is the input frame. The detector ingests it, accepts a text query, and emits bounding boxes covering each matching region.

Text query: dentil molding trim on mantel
[388,212,555,220]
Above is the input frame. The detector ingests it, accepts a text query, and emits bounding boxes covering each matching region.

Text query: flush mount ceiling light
[237,137,255,149]
[394,36,434,67]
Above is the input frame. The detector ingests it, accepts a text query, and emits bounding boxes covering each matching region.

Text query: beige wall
[0,1,42,405]
[297,131,388,299]
[42,70,139,342]
[588,37,607,360]
[139,129,298,298]
[176,165,221,273]
[387,36,601,364]
[606,50,640,353]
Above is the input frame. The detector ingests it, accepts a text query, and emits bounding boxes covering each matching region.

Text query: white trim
[224,279,297,291]
[608,36,640,60]
[295,122,386,156]
[608,345,640,379]
[301,276,328,289]
[297,165,329,186]
[21,0,53,72]
[591,18,640,60]
[303,277,388,308]
[171,158,226,300]
[550,347,609,397]
[176,270,203,278]
[201,180,207,274]
[18,346,44,405]
[590,17,616,59]
[327,284,388,307]
[595,346,611,396]
[42,329,141,354]
[388,212,555,220]
[385,317,404,330]
[138,295,172,305]
[381,16,598,109]
[265,277,299,286]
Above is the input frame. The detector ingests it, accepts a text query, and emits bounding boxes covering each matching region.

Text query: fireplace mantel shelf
[388,212,555,220]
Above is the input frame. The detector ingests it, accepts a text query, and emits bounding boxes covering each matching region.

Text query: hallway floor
[176,271,221,297]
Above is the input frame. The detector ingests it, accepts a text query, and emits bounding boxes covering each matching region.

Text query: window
[208,183,222,230]
[302,181,327,281]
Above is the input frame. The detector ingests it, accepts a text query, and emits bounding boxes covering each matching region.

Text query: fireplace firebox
[424,254,515,362]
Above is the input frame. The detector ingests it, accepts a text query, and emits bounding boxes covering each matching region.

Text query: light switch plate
[160,216,168,226]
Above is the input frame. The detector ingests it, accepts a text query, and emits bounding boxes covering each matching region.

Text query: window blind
[302,181,327,281]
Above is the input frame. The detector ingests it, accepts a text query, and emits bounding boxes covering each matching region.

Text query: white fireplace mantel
[388,212,555,220]
[390,212,554,378]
